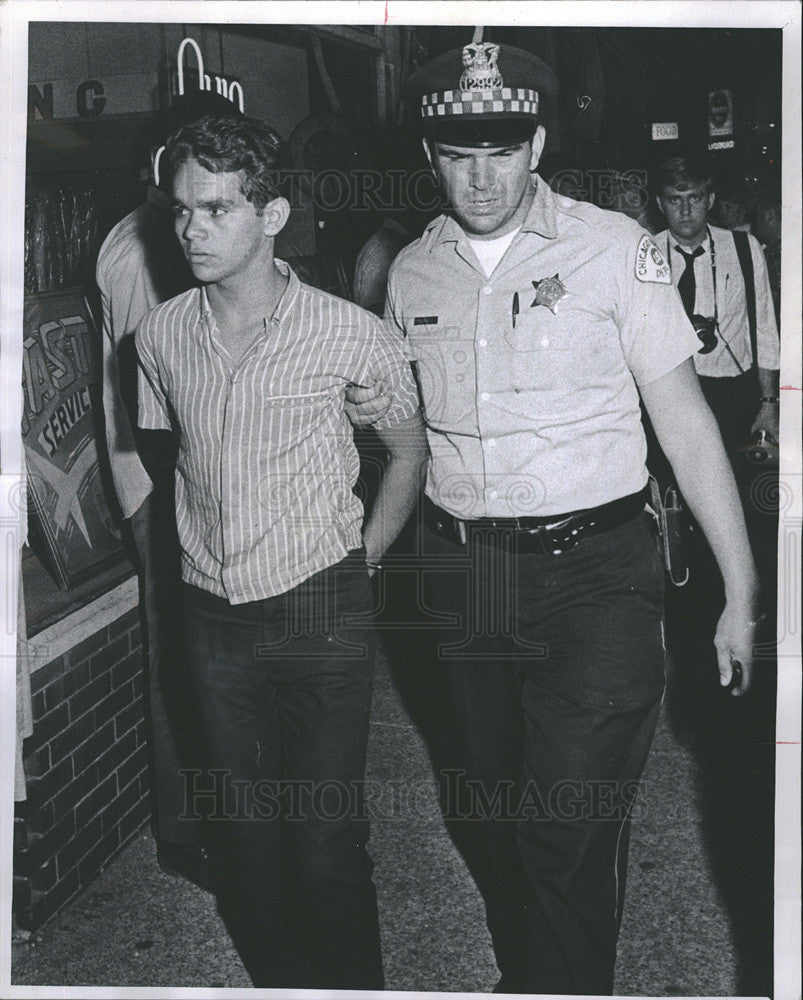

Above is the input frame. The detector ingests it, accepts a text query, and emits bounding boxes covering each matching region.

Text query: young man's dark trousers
[421,511,666,995]
[181,553,383,990]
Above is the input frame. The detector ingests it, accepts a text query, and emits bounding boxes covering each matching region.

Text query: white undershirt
[466,227,521,277]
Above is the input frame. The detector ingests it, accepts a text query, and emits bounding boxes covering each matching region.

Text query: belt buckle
[539,517,580,555]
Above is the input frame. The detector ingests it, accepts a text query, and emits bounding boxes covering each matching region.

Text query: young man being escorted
[135,114,426,989]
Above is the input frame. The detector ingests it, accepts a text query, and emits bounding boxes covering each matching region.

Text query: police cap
[406,32,558,148]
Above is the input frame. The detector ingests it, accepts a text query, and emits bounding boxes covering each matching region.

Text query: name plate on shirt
[413,316,439,326]
[21,288,128,590]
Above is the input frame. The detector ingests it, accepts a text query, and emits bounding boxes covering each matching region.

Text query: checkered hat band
[421,88,539,117]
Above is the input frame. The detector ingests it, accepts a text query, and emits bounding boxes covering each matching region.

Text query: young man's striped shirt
[136,262,420,604]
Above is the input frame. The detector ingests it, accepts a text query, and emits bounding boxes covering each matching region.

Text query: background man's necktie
[676,245,704,319]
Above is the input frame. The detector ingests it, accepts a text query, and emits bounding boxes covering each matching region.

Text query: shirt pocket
[255,389,335,457]
[406,324,477,432]
[504,298,621,393]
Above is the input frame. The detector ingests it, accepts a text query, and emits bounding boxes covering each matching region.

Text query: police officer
[350,32,761,995]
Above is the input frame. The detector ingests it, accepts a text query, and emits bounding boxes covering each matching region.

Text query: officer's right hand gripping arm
[344,378,393,425]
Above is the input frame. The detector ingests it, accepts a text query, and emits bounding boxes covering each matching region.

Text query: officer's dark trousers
[423,512,666,995]
[180,554,384,990]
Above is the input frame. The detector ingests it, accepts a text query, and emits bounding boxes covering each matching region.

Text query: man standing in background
[655,155,779,459]
[753,182,782,329]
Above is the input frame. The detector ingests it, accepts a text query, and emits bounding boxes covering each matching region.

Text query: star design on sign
[531,274,568,314]
[25,443,95,547]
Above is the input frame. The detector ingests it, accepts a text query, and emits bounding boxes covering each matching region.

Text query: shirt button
[487,438,497,447]
[481,392,490,401]
[540,336,550,347]
[483,286,493,295]
[478,338,488,348]
[489,489,498,500]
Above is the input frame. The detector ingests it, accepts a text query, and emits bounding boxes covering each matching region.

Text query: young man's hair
[164,114,289,210]
[160,91,243,143]
[655,155,714,195]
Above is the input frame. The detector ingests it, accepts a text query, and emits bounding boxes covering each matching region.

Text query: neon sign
[176,37,244,113]
[154,36,246,186]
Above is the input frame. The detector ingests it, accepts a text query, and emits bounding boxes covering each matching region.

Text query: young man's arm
[362,410,428,568]
[640,358,761,695]
[346,266,403,426]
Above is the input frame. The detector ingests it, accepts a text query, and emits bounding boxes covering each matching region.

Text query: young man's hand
[345,378,392,426]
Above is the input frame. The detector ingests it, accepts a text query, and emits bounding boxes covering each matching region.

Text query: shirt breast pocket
[406,324,476,432]
[504,312,573,391]
[504,304,620,392]
[258,388,334,443]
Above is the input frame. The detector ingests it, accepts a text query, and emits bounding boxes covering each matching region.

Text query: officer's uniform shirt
[386,178,699,519]
[656,224,780,379]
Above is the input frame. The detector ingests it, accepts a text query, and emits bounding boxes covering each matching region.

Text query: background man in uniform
[135,114,426,988]
[351,35,760,995]
[96,90,243,888]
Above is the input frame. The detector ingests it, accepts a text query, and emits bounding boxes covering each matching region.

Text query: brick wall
[14,606,151,931]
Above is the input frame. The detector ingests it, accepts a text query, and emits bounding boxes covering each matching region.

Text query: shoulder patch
[635,234,671,284]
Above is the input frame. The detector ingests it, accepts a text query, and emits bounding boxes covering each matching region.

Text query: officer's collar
[430,176,559,247]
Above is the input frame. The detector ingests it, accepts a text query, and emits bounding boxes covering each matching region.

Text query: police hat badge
[406,28,558,148]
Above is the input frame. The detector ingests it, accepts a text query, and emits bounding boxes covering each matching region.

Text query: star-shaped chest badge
[531,274,568,314]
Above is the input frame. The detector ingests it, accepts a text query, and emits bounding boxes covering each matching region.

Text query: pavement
[11,636,774,996]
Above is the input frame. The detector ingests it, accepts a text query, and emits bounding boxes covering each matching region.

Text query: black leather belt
[424,488,648,555]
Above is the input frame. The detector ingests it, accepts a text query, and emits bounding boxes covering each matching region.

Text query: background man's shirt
[386,180,699,518]
[136,262,420,603]
[656,224,780,378]
[96,194,192,519]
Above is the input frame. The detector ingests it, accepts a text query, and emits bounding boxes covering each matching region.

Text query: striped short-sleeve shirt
[136,261,420,604]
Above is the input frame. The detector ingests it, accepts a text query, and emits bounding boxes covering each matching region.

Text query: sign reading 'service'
[22,289,128,589]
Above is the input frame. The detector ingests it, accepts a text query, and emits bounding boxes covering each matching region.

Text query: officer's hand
[714,599,759,696]
[750,402,779,444]
[345,378,392,426]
